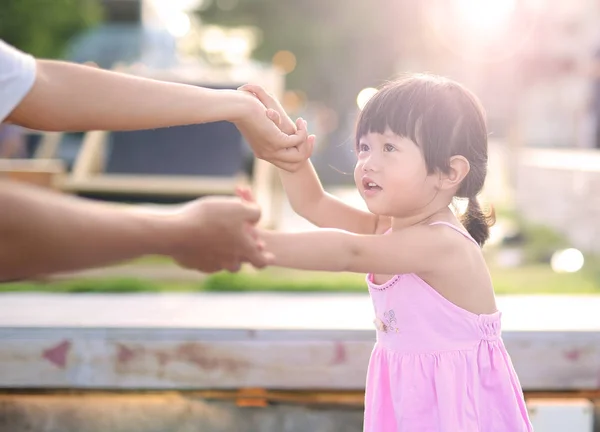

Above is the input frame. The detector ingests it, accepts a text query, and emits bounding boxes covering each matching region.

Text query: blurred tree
[0,0,103,59]
[197,0,420,113]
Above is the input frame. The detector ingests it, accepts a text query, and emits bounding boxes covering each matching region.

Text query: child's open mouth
[362,178,382,196]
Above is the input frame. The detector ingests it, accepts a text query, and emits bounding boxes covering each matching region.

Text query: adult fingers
[238,84,278,110]
[240,235,270,269]
[240,201,262,225]
[267,108,282,126]
[223,260,242,273]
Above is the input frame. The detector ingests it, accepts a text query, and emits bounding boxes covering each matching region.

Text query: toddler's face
[354,128,439,217]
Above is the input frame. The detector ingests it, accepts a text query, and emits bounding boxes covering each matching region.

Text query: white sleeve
[0,40,36,123]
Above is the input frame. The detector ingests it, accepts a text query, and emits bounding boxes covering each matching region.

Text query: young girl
[239,74,533,432]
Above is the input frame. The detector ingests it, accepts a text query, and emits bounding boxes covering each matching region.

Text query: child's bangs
[355,85,426,149]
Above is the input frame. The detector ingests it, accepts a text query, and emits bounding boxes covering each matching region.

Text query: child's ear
[439,155,470,191]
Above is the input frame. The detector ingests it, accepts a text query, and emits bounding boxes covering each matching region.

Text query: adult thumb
[242,202,262,224]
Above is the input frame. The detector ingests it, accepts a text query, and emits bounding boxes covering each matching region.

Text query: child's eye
[358,143,370,152]
[384,143,396,152]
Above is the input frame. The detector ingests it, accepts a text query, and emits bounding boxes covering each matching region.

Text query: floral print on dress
[373,309,399,333]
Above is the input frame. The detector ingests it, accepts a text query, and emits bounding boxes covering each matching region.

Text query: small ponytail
[460,196,495,247]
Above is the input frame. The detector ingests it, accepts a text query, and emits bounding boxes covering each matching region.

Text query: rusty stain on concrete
[564,348,582,362]
[175,343,248,373]
[331,342,346,365]
[42,340,71,369]
[112,342,249,379]
[116,344,138,365]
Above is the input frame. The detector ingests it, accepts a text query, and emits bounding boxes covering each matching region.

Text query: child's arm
[278,159,389,234]
[239,84,389,235]
[258,227,454,276]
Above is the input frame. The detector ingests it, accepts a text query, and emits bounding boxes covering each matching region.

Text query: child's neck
[390,206,454,231]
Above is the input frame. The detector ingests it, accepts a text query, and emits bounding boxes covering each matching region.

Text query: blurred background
[3,2,600,430]
[2,0,600,291]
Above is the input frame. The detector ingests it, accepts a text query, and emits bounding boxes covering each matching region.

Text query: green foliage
[0,0,103,58]
[494,208,571,264]
[203,270,366,292]
[519,221,570,264]
[2,264,600,295]
[490,263,599,294]
[0,278,162,293]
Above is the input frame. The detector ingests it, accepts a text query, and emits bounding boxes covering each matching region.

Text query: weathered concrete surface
[3,293,600,391]
[0,394,364,432]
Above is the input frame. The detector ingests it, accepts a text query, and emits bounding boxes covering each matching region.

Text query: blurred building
[65,0,178,70]
[515,0,600,149]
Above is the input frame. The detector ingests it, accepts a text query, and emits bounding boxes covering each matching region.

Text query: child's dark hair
[356,73,495,246]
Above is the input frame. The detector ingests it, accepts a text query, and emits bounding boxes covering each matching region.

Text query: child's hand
[238,84,316,160]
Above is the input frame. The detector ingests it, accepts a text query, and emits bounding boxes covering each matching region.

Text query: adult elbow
[6,61,64,132]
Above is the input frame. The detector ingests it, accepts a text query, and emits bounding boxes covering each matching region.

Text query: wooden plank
[71,130,106,180]
[0,159,65,189]
[33,132,64,159]
[59,174,248,196]
[251,158,283,228]
[0,159,65,172]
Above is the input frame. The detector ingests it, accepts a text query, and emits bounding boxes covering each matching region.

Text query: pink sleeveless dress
[363,222,533,432]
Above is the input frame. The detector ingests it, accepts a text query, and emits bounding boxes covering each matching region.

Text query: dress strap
[428,221,480,247]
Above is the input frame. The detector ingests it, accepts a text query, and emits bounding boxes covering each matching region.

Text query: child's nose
[362,154,380,172]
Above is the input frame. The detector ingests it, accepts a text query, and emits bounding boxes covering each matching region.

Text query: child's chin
[365,202,386,215]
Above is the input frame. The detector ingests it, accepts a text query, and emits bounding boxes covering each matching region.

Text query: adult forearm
[0,181,170,280]
[8,60,250,132]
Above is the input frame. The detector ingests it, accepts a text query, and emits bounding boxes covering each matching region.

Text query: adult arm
[1,40,309,171]
[0,180,271,281]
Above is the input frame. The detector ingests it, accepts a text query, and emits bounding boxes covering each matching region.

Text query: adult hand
[166,196,273,273]
[233,90,313,172]
[238,84,298,135]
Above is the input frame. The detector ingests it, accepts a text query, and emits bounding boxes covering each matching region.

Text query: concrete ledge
[2,293,600,391]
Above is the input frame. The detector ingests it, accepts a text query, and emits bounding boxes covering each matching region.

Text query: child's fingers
[295,117,306,131]
[307,134,316,154]
[295,118,311,139]
[235,186,251,201]
[236,186,256,203]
